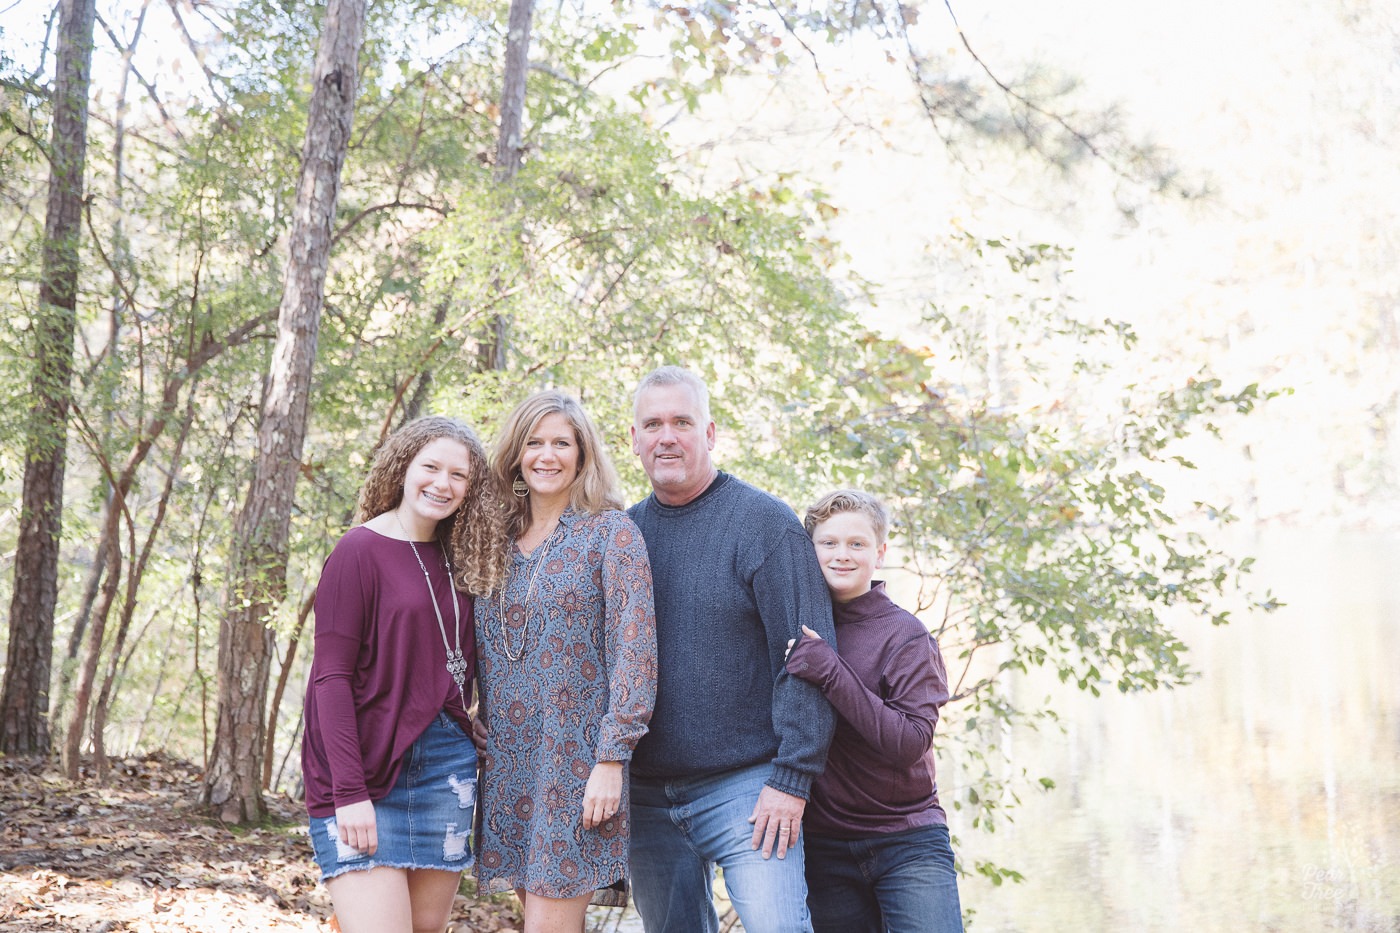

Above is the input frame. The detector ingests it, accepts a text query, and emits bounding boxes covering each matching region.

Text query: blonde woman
[475,391,657,933]
[302,416,506,933]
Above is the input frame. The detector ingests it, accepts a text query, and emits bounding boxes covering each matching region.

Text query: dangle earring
[511,473,529,498]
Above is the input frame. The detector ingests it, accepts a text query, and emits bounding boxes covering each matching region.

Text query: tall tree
[1,0,97,756]
[202,0,367,822]
[477,0,536,371]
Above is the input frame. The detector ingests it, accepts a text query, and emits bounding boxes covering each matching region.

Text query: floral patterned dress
[474,507,657,897]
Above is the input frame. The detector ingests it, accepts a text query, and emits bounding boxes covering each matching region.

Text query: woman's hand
[335,799,378,854]
[581,761,623,830]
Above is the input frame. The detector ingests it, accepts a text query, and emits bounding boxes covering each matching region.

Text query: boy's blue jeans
[803,823,963,933]
[630,763,813,933]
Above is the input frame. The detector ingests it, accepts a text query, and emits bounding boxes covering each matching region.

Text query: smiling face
[397,436,472,538]
[519,411,581,507]
[810,510,887,603]
[631,382,717,506]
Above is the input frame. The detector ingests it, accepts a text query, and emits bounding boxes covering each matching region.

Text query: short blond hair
[804,489,889,545]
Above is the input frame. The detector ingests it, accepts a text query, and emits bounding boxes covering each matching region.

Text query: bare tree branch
[331,198,450,247]
[95,6,185,141]
[163,0,229,107]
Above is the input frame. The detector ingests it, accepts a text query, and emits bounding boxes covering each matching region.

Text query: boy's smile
[811,510,887,603]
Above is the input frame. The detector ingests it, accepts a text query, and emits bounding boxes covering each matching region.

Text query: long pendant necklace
[496,521,560,663]
[396,513,468,710]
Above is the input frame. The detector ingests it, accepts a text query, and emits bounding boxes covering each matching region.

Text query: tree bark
[62,508,121,778]
[90,393,197,781]
[202,0,367,824]
[1,0,97,756]
[261,590,314,790]
[477,0,535,372]
[495,0,534,183]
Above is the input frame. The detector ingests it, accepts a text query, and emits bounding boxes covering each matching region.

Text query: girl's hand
[470,714,488,752]
[581,761,623,829]
[335,799,378,854]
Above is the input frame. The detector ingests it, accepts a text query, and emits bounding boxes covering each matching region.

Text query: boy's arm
[785,632,947,768]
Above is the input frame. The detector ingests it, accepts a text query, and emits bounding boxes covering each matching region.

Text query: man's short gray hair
[634,365,712,424]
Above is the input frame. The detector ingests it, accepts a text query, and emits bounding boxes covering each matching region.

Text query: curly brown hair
[355,415,508,596]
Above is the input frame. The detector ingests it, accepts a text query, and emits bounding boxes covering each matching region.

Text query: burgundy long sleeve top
[301,526,475,818]
[784,581,949,838]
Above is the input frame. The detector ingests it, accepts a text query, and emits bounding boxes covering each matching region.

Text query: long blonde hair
[355,415,507,596]
[491,391,624,540]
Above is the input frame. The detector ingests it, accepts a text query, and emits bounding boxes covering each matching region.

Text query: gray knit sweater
[628,472,836,798]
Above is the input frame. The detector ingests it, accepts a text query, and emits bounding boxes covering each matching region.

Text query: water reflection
[953,529,1400,932]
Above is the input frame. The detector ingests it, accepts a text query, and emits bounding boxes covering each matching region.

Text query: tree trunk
[50,524,110,743]
[477,0,535,372]
[495,0,534,183]
[262,591,314,790]
[202,0,367,824]
[63,507,122,777]
[90,395,196,781]
[0,0,97,756]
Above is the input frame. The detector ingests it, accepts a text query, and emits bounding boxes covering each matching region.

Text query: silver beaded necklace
[495,523,560,663]
[395,512,467,710]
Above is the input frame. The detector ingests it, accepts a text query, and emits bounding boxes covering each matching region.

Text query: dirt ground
[0,753,525,932]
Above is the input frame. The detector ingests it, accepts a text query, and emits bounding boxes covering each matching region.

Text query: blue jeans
[630,763,813,933]
[308,713,478,881]
[803,823,963,933]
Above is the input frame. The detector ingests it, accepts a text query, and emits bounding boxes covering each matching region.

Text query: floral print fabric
[474,508,657,897]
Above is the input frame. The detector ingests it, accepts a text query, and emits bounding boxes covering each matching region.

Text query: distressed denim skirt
[310,712,478,881]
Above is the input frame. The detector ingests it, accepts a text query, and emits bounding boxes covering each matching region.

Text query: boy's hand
[785,625,824,661]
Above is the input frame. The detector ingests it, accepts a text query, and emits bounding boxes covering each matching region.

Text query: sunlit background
[613,1,1400,927]
[4,0,1398,929]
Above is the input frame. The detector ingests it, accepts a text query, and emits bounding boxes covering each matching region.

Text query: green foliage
[408,79,852,484]
[771,232,1279,840]
[0,0,1273,892]
[789,248,1276,692]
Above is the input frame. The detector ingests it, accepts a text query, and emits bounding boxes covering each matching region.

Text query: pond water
[588,528,1400,932]
[954,528,1400,932]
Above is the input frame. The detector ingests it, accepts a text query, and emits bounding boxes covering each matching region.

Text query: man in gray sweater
[625,365,836,933]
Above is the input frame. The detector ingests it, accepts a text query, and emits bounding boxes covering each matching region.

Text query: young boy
[784,489,963,933]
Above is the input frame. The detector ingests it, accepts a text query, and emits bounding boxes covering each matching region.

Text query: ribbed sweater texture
[628,472,836,798]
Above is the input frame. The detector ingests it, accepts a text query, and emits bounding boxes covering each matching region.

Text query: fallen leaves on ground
[0,753,523,932]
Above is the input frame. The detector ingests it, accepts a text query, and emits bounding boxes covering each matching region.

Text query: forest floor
[0,753,525,932]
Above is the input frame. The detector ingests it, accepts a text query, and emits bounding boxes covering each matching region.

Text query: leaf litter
[0,753,523,932]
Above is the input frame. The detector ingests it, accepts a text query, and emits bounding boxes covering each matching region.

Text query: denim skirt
[309,712,479,881]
